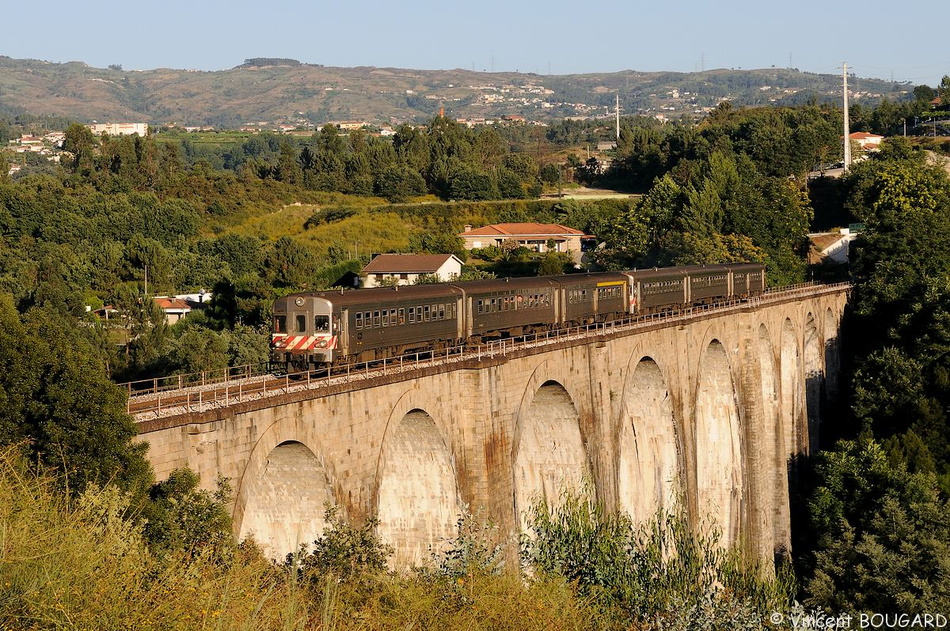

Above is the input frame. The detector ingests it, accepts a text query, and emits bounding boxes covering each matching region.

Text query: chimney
[463,225,472,232]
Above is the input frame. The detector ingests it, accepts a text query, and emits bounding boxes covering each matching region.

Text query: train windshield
[314,315,330,332]
[274,315,287,333]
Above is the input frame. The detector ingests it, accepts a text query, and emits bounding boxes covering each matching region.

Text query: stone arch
[780,318,804,456]
[513,379,590,530]
[236,440,335,560]
[804,312,823,453]
[617,357,679,523]
[694,339,743,547]
[375,407,461,568]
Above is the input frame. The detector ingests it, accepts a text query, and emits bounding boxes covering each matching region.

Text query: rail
[124,281,849,419]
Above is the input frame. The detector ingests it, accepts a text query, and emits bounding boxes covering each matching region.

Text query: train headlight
[316,338,328,348]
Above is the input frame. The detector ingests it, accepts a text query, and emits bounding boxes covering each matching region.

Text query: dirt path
[542,187,640,200]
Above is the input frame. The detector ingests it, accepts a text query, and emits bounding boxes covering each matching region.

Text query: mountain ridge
[0,55,911,129]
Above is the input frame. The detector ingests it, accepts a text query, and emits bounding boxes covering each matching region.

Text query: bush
[522,487,794,627]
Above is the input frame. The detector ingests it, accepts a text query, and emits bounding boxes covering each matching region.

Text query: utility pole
[842,63,852,171]
[615,94,620,140]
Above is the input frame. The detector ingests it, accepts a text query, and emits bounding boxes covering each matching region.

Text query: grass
[0,447,600,630]
[0,447,798,630]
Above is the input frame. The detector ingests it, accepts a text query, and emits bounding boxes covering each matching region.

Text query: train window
[274,315,286,333]
[398,308,405,325]
[373,310,380,327]
[439,304,445,319]
[408,308,416,323]
[355,313,363,330]
[423,305,430,321]
[295,314,307,333]
[382,311,389,327]
[315,315,330,332]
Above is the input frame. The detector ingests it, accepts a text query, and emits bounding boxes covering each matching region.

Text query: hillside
[0,56,911,129]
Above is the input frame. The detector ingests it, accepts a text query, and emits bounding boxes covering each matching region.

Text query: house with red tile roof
[849,131,884,151]
[153,292,212,324]
[459,223,594,263]
[360,253,464,288]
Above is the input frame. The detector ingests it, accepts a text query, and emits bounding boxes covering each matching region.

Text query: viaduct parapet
[137,286,847,566]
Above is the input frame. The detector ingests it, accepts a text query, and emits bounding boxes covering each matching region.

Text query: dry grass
[0,448,608,630]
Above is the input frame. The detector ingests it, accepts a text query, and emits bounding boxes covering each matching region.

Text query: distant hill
[0,56,913,129]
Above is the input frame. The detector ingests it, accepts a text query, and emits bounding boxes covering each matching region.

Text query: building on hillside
[361,254,464,288]
[849,132,884,151]
[14,135,44,152]
[459,223,594,263]
[153,292,212,324]
[807,228,858,265]
[89,123,148,136]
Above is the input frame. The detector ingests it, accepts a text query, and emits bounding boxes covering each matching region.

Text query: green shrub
[522,487,795,627]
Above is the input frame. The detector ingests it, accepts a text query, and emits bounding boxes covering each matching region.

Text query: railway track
[123,282,849,420]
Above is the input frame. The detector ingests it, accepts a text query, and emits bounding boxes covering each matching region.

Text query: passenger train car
[270,263,765,372]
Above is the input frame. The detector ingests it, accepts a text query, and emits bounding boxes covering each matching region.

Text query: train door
[455,296,465,342]
[338,308,349,357]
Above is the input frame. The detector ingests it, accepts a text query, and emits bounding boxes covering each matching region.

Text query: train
[270,263,765,372]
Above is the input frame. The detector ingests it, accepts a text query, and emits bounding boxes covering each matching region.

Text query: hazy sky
[6,0,948,86]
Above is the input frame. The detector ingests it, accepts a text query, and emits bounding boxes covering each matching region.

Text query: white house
[849,132,884,151]
[89,123,149,137]
[360,254,464,288]
[459,223,594,263]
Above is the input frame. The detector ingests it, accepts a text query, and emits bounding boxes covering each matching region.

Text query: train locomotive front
[271,293,339,372]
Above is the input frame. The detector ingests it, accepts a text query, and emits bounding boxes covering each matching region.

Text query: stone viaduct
[136,285,848,567]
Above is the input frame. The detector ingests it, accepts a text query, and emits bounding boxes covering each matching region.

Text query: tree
[0,296,152,496]
[536,251,571,276]
[914,84,936,103]
[375,165,426,203]
[63,123,97,176]
[800,439,950,614]
[140,468,234,558]
[165,327,229,377]
[939,75,950,107]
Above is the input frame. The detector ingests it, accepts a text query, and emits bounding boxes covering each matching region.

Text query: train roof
[448,276,561,293]
[550,272,629,287]
[280,284,462,309]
